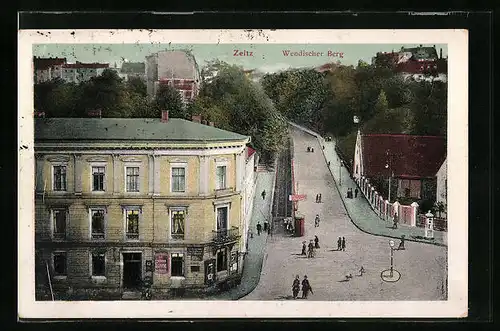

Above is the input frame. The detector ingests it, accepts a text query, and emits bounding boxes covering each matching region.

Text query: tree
[197,61,288,162]
[375,90,389,114]
[80,69,130,117]
[126,77,147,97]
[153,84,185,118]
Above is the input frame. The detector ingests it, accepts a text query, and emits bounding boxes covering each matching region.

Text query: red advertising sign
[289,194,307,201]
[155,253,168,274]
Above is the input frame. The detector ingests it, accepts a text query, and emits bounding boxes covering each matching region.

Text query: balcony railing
[214,187,235,197]
[212,226,239,243]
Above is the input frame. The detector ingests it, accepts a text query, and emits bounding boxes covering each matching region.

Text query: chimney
[161,110,169,123]
[209,121,214,127]
[192,114,202,123]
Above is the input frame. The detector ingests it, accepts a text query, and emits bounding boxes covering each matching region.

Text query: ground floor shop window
[171,253,184,277]
[53,252,67,276]
[216,248,227,272]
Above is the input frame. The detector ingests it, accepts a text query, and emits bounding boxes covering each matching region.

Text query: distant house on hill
[120,62,146,81]
[353,130,446,202]
[372,45,447,82]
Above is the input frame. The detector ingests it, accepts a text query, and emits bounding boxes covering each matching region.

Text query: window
[216,249,227,272]
[53,165,67,191]
[91,252,106,277]
[190,265,200,272]
[52,209,67,239]
[216,206,228,231]
[126,167,140,192]
[171,209,185,239]
[53,252,67,276]
[216,166,227,190]
[91,209,105,239]
[171,253,184,277]
[171,167,186,192]
[125,209,139,240]
[92,166,105,191]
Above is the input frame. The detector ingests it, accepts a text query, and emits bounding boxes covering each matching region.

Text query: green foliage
[153,84,185,118]
[195,61,288,162]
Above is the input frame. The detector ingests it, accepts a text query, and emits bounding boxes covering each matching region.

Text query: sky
[33,43,448,73]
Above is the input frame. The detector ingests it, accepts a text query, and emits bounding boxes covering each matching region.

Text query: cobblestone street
[243,127,448,301]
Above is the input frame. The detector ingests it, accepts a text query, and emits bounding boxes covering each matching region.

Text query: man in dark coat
[256,222,262,235]
[398,235,405,250]
[261,190,266,200]
[341,237,346,251]
[301,276,313,299]
[354,188,359,198]
[301,241,307,255]
[307,240,315,258]
[314,235,320,249]
[337,237,342,251]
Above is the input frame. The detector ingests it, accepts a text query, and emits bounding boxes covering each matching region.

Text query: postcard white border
[18,29,468,319]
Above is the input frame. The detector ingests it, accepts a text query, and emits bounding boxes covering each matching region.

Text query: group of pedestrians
[292,275,313,299]
[256,220,271,236]
[336,236,347,251]
[306,146,315,153]
[301,235,321,258]
[315,194,322,203]
[346,187,359,199]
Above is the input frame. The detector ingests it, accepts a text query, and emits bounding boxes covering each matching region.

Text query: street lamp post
[389,240,395,277]
[385,150,393,202]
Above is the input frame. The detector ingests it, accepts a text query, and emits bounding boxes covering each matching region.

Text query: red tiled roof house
[352,130,446,202]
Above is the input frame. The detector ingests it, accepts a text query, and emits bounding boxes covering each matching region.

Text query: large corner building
[34,113,257,299]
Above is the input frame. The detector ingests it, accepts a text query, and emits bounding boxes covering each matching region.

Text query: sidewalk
[207,171,276,300]
[320,139,447,247]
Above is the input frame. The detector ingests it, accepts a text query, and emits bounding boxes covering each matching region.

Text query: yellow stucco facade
[35,133,253,298]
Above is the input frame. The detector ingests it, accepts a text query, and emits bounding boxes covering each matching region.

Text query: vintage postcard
[18,29,468,318]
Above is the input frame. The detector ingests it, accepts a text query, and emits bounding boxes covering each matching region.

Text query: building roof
[246,146,257,160]
[121,62,146,74]
[33,57,67,70]
[63,62,109,69]
[34,118,250,143]
[401,46,438,61]
[361,134,446,179]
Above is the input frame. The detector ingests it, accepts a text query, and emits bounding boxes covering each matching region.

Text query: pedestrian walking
[292,275,301,299]
[337,237,342,251]
[354,188,359,198]
[263,220,269,232]
[315,194,319,203]
[267,224,271,235]
[359,266,365,276]
[301,276,313,299]
[301,241,307,255]
[392,214,399,229]
[318,194,322,203]
[307,147,311,152]
[314,235,320,249]
[341,237,346,251]
[314,214,320,227]
[261,190,266,200]
[327,161,331,167]
[398,235,405,250]
[307,240,315,258]
[256,222,262,236]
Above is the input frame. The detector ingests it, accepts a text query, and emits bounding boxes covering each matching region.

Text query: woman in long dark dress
[292,275,300,299]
